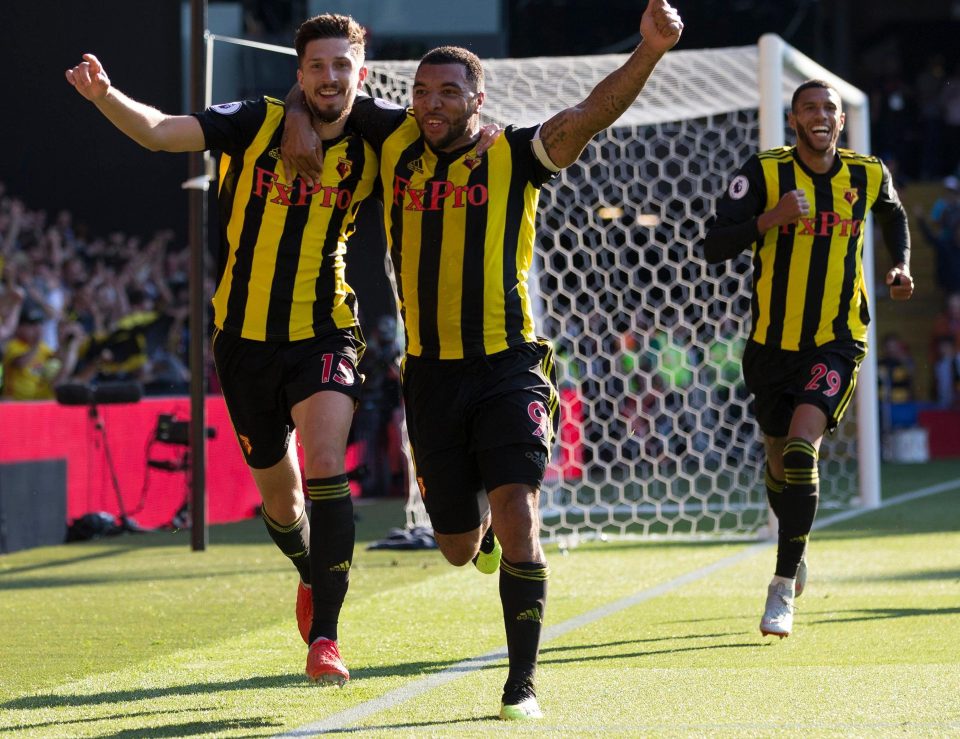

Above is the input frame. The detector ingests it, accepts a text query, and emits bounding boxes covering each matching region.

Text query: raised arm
[538,0,683,169]
[65,54,204,153]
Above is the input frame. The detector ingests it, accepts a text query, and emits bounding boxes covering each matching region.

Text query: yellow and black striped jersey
[194,97,377,342]
[703,146,910,351]
[347,96,556,359]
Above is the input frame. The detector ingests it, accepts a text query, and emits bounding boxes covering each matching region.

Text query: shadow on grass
[6,706,281,737]
[539,633,736,656]
[3,653,506,713]
[828,568,960,584]
[809,605,960,625]
[352,651,506,681]
[3,674,305,711]
[315,717,492,734]
[0,548,133,578]
[106,717,279,738]
[0,564,291,591]
[539,637,757,665]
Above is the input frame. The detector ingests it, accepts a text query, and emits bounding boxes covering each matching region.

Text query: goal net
[207,36,874,541]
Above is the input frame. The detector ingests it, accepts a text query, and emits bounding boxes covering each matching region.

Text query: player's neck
[796,145,836,175]
[312,118,347,142]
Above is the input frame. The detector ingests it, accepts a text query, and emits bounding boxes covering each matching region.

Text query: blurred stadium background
[1,0,959,549]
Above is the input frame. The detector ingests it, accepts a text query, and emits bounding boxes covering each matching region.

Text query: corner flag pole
[187,0,209,551]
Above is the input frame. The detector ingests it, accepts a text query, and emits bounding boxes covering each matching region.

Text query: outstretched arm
[538,0,683,169]
[65,53,204,153]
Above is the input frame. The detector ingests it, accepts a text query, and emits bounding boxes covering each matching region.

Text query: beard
[307,88,352,125]
[796,123,838,154]
[427,117,470,150]
[419,100,478,151]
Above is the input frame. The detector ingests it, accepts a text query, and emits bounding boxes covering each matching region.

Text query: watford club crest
[843,187,859,206]
[336,158,352,179]
[463,154,482,171]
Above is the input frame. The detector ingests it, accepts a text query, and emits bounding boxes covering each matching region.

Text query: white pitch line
[276,477,960,737]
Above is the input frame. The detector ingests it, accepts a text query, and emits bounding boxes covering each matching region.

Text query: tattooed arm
[537,0,682,169]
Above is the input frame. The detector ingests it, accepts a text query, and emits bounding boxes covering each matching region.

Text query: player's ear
[357,65,368,87]
[838,110,846,131]
[475,90,485,113]
[297,67,304,88]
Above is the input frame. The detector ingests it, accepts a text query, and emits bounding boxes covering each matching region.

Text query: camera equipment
[153,413,216,446]
[148,413,215,530]
[54,382,147,533]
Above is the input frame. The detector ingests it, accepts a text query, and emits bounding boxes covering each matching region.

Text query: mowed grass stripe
[1,463,957,737]
[279,472,960,736]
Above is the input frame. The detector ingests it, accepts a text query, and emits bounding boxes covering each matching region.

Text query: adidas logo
[268,147,281,160]
[525,451,547,474]
[516,608,542,623]
[408,157,424,174]
[329,560,351,572]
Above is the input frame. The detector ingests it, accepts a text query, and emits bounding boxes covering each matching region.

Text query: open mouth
[421,117,449,137]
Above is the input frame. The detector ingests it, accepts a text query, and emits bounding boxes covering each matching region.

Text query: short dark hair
[791,79,839,111]
[418,46,485,91]
[294,13,365,64]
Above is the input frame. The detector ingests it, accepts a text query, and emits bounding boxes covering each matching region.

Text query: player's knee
[435,533,479,567]
[302,446,345,478]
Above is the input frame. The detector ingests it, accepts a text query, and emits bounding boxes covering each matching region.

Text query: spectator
[932,335,960,408]
[77,286,188,393]
[0,284,26,392]
[0,284,25,344]
[931,292,960,362]
[916,177,960,296]
[877,332,916,405]
[1,302,84,400]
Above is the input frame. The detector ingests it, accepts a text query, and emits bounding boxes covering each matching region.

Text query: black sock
[479,526,496,554]
[499,558,548,700]
[775,438,819,579]
[306,475,355,643]
[261,507,310,584]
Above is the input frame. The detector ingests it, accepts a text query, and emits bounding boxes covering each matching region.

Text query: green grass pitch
[1,461,959,737]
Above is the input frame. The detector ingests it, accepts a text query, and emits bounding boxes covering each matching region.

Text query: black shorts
[212,326,365,469]
[742,339,866,438]
[401,340,559,535]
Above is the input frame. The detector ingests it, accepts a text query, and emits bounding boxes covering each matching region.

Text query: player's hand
[887,265,914,301]
[476,123,503,154]
[280,106,323,188]
[65,53,111,102]
[775,189,810,225]
[640,0,684,55]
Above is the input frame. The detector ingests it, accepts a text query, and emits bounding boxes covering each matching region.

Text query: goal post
[203,32,879,540]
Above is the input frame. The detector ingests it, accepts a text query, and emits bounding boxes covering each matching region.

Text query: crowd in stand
[0,180,196,401]
[870,53,960,184]
[0,179,413,496]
